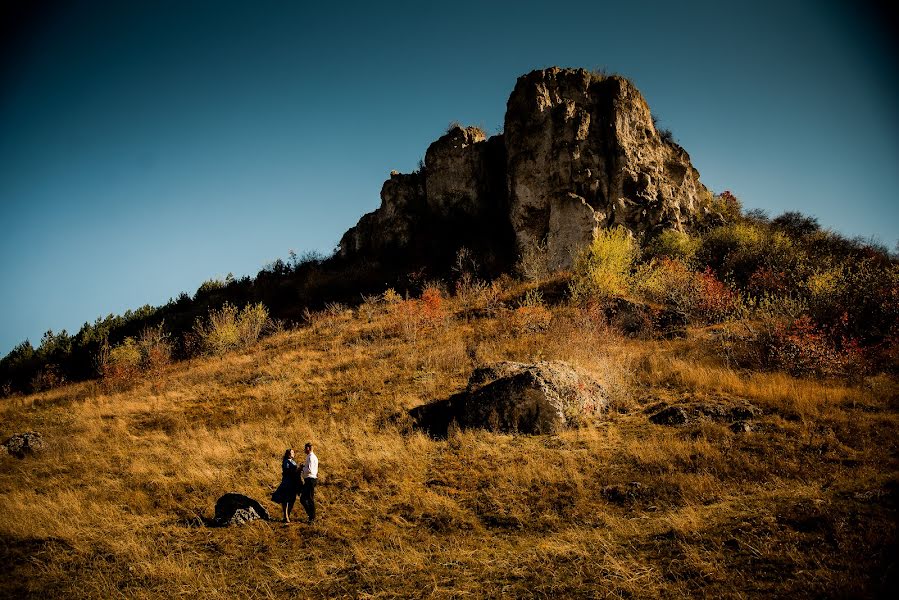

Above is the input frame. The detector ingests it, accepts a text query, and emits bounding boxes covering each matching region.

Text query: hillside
[1,278,897,598]
[2,66,897,598]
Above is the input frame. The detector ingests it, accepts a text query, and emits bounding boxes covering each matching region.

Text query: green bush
[644,230,699,264]
[104,337,142,380]
[569,227,638,302]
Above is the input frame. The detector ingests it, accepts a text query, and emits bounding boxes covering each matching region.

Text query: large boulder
[411,361,608,435]
[214,493,270,525]
[2,431,45,458]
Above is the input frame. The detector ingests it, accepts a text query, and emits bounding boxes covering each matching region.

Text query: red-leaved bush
[765,315,863,377]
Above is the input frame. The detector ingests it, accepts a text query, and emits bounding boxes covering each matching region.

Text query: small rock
[214,493,270,525]
[2,432,45,458]
[649,406,690,426]
[730,421,753,433]
[227,507,260,526]
[602,482,645,504]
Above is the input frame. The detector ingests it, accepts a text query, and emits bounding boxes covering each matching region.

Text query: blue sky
[1,0,897,356]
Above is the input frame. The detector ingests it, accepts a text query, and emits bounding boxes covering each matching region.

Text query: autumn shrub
[511,288,553,333]
[193,302,271,355]
[569,227,637,302]
[747,266,790,297]
[696,223,799,287]
[391,284,448,340]
[633,258,737,323]
[763,315,863,377]
[693,267,739,322]
[644,230,699,264]
[101,337,142,381]
[804,259,899,344]
[137,323,172,373]
[698,190,742,227]
[634,258,696,314]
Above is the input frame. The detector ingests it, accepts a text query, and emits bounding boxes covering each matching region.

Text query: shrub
[763,316,862,377]
[634,258,696,314]
[137,323,172,373]
[634,259,736,323]
[237,303,270,347]
[693,268,738,322]
[193,302,271,355]
[102,337,142,381]
[696,223,799,287]
[518,238,550,281]
[391,284,447,340]
[644,230,699,264]
[569,227,637,302]
[771,211,820,237]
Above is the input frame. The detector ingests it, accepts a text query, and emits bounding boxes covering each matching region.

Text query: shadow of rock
[409,392,467,439]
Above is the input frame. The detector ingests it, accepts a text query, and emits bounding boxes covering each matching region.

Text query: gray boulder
[214,493,270,525]
[2,431,45,458]
[412,361,608,435]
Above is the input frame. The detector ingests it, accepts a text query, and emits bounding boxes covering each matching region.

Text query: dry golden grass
[1,287,896,598]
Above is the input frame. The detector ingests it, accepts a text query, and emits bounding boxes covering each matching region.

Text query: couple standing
[272,442,318,524]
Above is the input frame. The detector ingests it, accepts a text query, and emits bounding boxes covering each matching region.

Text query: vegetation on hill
[4,193,893,398]
[1,259,896,597]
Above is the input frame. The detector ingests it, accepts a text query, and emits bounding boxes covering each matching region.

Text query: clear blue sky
[1,0,896,356]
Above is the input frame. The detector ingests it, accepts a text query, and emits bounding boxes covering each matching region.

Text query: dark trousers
[300,477,316,521]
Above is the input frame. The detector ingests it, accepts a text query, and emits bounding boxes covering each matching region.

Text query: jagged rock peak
[338,67,710,272]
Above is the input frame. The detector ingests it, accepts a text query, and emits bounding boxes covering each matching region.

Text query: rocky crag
[339,67,711,272]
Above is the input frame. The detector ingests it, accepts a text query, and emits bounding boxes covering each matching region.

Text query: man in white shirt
[300,442,318,524]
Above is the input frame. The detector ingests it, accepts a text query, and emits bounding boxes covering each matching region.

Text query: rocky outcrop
[338,67,710,273]
[2,431,45,458]
[214,493,270,525]
[505,68,710,269]
[411,361,608,435]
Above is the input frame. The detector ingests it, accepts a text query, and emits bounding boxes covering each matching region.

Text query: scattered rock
[601,482,645,504]
[649,406,690,426]
[649,400,761,427]
[214,493,270,525]
[2,432,45,458]
[730,420,753,433]
[411,361,608,435]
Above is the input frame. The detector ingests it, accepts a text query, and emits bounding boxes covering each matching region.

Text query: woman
[271,448,299,522]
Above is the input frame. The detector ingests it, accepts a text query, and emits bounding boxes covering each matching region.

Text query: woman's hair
[283,448,293,460]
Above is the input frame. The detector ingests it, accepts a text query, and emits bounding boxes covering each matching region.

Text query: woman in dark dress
[271,448,299,522]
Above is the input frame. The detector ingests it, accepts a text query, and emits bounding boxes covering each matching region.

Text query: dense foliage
[2,195,897,396]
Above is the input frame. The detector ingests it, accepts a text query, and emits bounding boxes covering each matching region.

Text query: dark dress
[271,457,299,504]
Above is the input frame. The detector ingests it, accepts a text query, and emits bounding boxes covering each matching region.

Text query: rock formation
[411,360,608,435]
[339,67,711,272]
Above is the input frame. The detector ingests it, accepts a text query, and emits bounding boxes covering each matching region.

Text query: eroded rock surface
[506,68,710,269]
[338,67,710,273]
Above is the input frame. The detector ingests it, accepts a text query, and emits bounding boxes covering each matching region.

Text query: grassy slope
[1,284,897,598]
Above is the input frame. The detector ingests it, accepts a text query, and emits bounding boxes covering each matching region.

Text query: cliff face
[339,67,710,272]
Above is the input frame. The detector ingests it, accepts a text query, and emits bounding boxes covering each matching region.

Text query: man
[299,442,318,524]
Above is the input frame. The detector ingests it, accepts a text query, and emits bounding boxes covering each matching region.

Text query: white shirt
[301,451,318,479]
